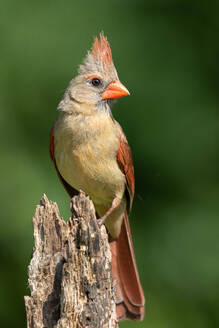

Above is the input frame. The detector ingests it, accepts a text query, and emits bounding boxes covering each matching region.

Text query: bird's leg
[98,197,121,226]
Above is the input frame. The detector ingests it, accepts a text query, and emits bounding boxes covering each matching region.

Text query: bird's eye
[91,78,101,87]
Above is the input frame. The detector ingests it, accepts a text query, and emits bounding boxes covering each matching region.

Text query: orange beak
[102,80,130,100]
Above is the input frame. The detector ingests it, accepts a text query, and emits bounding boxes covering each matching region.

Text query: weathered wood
[25,192,117,328]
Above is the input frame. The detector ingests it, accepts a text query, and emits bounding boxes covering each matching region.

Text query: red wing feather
[110,212,145,321]
[114,122,145,321]
[49,125,55,161]
[116,123,135,212]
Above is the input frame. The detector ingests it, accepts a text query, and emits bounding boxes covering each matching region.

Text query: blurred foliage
[0,0,219,327]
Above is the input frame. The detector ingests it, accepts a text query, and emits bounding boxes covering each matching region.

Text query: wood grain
[25,192,117,328]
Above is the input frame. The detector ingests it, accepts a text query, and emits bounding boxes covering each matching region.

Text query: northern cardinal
[50,33,145,321]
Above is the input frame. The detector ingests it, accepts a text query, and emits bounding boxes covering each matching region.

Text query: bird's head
[58,33,130,114]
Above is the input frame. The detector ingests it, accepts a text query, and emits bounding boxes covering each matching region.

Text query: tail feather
[110,212,145,321]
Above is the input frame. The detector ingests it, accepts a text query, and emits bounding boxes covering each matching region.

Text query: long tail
[110,211,145,321]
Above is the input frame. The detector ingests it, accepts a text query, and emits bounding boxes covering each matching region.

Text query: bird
[50,33,145,321]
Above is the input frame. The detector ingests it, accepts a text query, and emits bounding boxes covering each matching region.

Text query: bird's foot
[97,197,121,227]
[97,215,107,227]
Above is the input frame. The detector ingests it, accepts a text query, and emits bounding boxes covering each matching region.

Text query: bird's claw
[97,216,106,227]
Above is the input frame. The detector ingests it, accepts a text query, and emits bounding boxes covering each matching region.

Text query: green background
[1,0,219,327]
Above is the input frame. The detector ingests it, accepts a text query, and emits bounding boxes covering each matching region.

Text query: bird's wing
[50,122,78,198]
[112,122,145,321]
[115,122,135,212]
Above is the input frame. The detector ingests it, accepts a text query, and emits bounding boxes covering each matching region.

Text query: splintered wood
[24,192,117,328]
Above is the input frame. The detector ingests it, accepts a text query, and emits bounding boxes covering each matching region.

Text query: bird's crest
[92,33,113,68]
[78,32,117,77]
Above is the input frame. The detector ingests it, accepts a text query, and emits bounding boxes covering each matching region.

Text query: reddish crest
[92,33,113,68]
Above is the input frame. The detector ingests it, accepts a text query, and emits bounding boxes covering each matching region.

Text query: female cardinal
[50,33,145,321]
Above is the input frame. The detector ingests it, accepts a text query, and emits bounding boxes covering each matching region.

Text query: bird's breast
[54,112,126,205]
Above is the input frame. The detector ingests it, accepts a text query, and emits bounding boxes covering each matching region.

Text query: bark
[24,192,117,328]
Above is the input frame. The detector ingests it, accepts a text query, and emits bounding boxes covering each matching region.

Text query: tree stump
[24,192,117,328]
